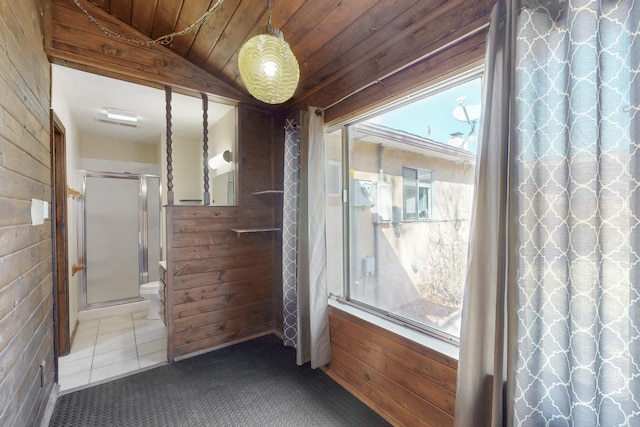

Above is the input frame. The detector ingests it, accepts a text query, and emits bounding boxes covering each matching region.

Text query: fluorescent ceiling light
[105,108,138,123]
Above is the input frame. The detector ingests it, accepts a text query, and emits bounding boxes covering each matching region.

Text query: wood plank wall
[324,26,487,126]
[166,105,284,360]
[0,1,56,426]
[325,307,458,427]
[45,0,247,103]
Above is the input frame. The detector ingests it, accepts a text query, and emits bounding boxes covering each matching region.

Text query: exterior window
[325,69,482,341]
[403,167,433,220]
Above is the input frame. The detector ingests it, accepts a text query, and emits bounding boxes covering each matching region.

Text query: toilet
[139,281,161,320]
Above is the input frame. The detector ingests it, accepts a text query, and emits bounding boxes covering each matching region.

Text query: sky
[366,77,482,152]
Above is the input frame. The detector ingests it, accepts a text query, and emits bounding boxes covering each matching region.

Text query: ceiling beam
[44,0,250,103]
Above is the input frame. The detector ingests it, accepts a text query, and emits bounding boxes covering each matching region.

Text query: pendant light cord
[267,0,274,30]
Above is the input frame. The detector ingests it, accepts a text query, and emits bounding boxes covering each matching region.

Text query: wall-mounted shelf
[230,228,281,236]
[252,190,284,195]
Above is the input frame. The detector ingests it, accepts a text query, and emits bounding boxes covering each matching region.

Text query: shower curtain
[282,107,331,368]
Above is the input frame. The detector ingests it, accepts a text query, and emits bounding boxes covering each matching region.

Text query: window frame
[402,166,434,221]
[326,66,483,346]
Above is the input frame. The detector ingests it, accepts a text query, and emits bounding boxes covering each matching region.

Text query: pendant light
[238,0,299,104]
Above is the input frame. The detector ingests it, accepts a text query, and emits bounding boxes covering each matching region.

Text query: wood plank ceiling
[70,0,495,112]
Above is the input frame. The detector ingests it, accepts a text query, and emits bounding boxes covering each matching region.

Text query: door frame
[51,110,70,364]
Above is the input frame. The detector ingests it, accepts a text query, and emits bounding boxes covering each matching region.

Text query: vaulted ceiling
[48,0,495,118]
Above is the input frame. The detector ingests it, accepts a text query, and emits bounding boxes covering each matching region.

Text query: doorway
[51,111,70,361]
[80,171,161,309]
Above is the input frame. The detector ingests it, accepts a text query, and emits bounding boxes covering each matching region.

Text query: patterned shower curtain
[282,118,300,349]
[281,108,331,368]
[456,1,640,425]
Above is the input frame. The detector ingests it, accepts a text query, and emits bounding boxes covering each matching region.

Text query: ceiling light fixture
[238,0,299,104]
[105,108,138,123]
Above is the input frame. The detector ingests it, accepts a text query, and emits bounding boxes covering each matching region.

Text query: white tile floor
[58,310,167,392]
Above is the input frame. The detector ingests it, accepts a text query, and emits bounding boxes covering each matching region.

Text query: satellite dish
[452,104,481,123]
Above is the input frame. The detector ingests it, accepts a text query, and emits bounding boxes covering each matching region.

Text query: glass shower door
[84,173,141,307]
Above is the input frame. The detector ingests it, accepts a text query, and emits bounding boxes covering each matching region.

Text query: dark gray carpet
[49,334,391,426]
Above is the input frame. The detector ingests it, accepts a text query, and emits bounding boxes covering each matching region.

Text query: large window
[326,70,481,340]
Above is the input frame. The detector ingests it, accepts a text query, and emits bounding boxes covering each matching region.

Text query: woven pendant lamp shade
[238,28,299,104]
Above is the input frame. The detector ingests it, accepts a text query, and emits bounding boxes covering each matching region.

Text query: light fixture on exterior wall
[105,108,138,123]
[238,0,299,104]
[208,150,232,170]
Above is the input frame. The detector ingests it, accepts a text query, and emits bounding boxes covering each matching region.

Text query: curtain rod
[320,21,491,114]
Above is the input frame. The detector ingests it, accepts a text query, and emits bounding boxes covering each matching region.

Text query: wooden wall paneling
[0,137,51,189]
[325,31,486,125]
[0,4,51,125]
[45,0,248,102]
[165,205,176,361]
[130,0,158,35]
[173,251,273,278]
[164,0,211,57]
[295,0,493,110]
[0,169,50,207]
[171,229,272,247]
[89,0,109,10]
[0,298,54,427]
[149,0,183,40]
[172,297,272,333]
[173,284,272,319]
[327,358,425,427]
[331,308,458,386]
[165,104,281,360]
[206,1,266,81]
[0,224,50,259]
[325,307,458,427]
[0,271,52,359]
[286,0,379,63]
[171,239,273,262]
[172,264,274,290]
[332,330,455,418]
[109,0,133,25]
[168,206,276,358]
[292,0,447,105]
[173,277,273,304]
[174,318,274,357]
[0,240,52,290]
[183,0,242,66]
[0,257,52,322]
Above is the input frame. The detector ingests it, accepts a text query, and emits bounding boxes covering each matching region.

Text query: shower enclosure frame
[79,170,161,310]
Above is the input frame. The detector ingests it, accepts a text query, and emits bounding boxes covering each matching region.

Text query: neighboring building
[326,122,476,337]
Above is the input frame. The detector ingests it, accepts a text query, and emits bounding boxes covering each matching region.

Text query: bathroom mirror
[164,92,238,206]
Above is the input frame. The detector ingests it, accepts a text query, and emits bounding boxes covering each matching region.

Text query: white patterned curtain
[456,0,640,425]
[281,108,331,368]
[282,118,300,349]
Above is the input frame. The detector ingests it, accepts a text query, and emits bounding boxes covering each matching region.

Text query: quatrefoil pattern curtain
[282,118,300,350]
[513,1,640,425]
[456,0,640,425]
[281,109,331,368]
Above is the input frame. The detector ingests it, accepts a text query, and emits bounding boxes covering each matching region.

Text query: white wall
[172,135,205,203]
[209,107,237,205]
[51,70,82,334]
[81,134,159,166]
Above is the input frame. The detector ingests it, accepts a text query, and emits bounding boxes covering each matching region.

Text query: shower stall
[80,171,161,309]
